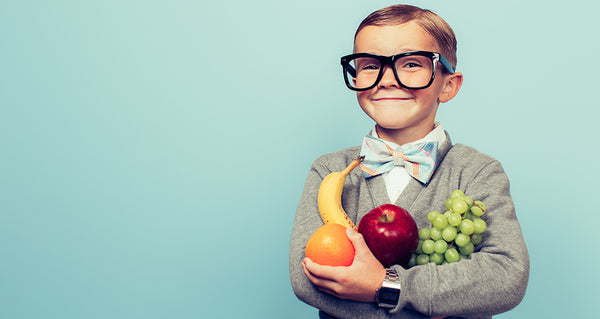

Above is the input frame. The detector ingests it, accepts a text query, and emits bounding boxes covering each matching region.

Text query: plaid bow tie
[359,135,439,184]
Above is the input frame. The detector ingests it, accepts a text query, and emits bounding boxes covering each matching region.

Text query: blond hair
[355,5,457,70]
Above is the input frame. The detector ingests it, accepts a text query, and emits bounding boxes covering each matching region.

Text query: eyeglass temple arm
[438,54,455,74]
[345,64,357,78]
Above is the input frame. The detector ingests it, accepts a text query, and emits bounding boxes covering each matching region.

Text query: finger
[302,260,315,281]
[305,271,343,299]
[346,227,366,246]
[345,228,371,257]
[303,258,338,280]
[302,258,325,283]
[303,259,342,291]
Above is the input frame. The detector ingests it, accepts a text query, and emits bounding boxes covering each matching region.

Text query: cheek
[356,92,370,111]
[356,91,370,104]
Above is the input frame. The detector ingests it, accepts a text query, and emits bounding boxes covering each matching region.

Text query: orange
[305,223,355,266]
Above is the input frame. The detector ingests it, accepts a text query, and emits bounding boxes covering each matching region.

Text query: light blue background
[1,0,598,318]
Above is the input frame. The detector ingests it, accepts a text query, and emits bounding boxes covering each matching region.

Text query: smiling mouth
[373,97,411,101]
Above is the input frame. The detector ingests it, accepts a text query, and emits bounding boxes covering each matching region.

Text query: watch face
[379,287,400,304]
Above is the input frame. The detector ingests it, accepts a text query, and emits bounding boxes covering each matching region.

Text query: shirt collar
[368,122,446,148]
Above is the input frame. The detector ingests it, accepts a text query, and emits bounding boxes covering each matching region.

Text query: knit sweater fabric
[289,132,529,318]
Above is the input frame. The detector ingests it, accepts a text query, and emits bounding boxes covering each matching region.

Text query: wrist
[371,266,387,302]
[375,268,401,309]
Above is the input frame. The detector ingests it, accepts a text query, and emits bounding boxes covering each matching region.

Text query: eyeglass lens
[345,55,435,90]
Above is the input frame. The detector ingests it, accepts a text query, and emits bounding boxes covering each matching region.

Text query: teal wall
[1,0,598,318]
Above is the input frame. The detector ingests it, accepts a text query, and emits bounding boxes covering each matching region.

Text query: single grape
[418,227,431,240]
[445,247,460,263]
[459,254,469,261]
[415,240,424,254]
[416,254,430,265]
[455,233,470,247]
[473,218,487,234]
[430,227,442,241]
[434,240,448,254]
[432,214,448,230]
[471,206,483,216]
[414,243,421,255]
[407,254,417,268]
[472,200,486,216]
[422,239,435,254]
[452,199,469,215]
[459,242,475,255]
[459,219,475,235]
[445,198,453,210]
[447,212,462,226]
[430,253,444,265]
[471,233,483,245]
[464,196,473,207]
[427,211,440,222]
[441,225,457,242]
[451,190,465,199]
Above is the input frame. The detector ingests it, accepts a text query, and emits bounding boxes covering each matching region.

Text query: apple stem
[378,212,394,223]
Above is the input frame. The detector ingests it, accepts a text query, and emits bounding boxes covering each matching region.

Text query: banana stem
[341,155,365,176]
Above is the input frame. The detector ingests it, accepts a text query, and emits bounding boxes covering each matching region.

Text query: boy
[289,4,529,319]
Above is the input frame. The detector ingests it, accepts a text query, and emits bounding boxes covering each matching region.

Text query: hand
[302,227,386,302]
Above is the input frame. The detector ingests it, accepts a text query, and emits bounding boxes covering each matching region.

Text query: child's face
[353,21,461,143]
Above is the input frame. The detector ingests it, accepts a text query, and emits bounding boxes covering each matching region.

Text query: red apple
[358,204,419,268]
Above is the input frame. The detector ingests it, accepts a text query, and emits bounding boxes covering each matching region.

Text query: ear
[439,72,463,103]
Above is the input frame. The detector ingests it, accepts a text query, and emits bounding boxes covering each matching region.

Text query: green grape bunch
[407,190,487,267]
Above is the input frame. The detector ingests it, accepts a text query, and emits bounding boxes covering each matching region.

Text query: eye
[354,57,381,73]
[362,63,380,70]
[401,61,423,69]
[396,55,432,72]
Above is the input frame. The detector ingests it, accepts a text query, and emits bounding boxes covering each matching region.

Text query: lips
[372,96,412,101]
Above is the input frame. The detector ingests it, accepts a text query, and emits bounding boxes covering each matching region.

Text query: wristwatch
[376,268,401,308]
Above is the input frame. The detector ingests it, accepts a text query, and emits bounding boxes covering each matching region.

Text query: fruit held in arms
[317,155,364,230]
[305,223,355,266]
[358,204,419,267]
[410,190,488,267]
[305,156,363,267]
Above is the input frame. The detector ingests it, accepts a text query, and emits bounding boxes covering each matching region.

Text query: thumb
[346,228,384,271]
[346,227,370,253]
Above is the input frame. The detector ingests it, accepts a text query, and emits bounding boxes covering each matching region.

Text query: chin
[374,122,410,133]
[364,108,413,126]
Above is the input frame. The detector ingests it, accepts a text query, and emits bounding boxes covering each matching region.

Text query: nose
[378,65,399,88]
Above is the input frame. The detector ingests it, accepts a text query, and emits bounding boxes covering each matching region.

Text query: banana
[317,155,364,230]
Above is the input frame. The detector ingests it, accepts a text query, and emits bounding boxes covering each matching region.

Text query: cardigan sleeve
[391,156,530,317]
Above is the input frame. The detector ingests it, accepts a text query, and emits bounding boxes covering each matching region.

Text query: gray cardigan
[289,132,529,318]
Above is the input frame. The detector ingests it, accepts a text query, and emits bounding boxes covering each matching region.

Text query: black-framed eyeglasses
[340,51,455,91]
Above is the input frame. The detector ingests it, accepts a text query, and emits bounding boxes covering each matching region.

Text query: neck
[375,123,435,146]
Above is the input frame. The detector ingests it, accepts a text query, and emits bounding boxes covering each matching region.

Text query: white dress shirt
[368,122,447,203]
